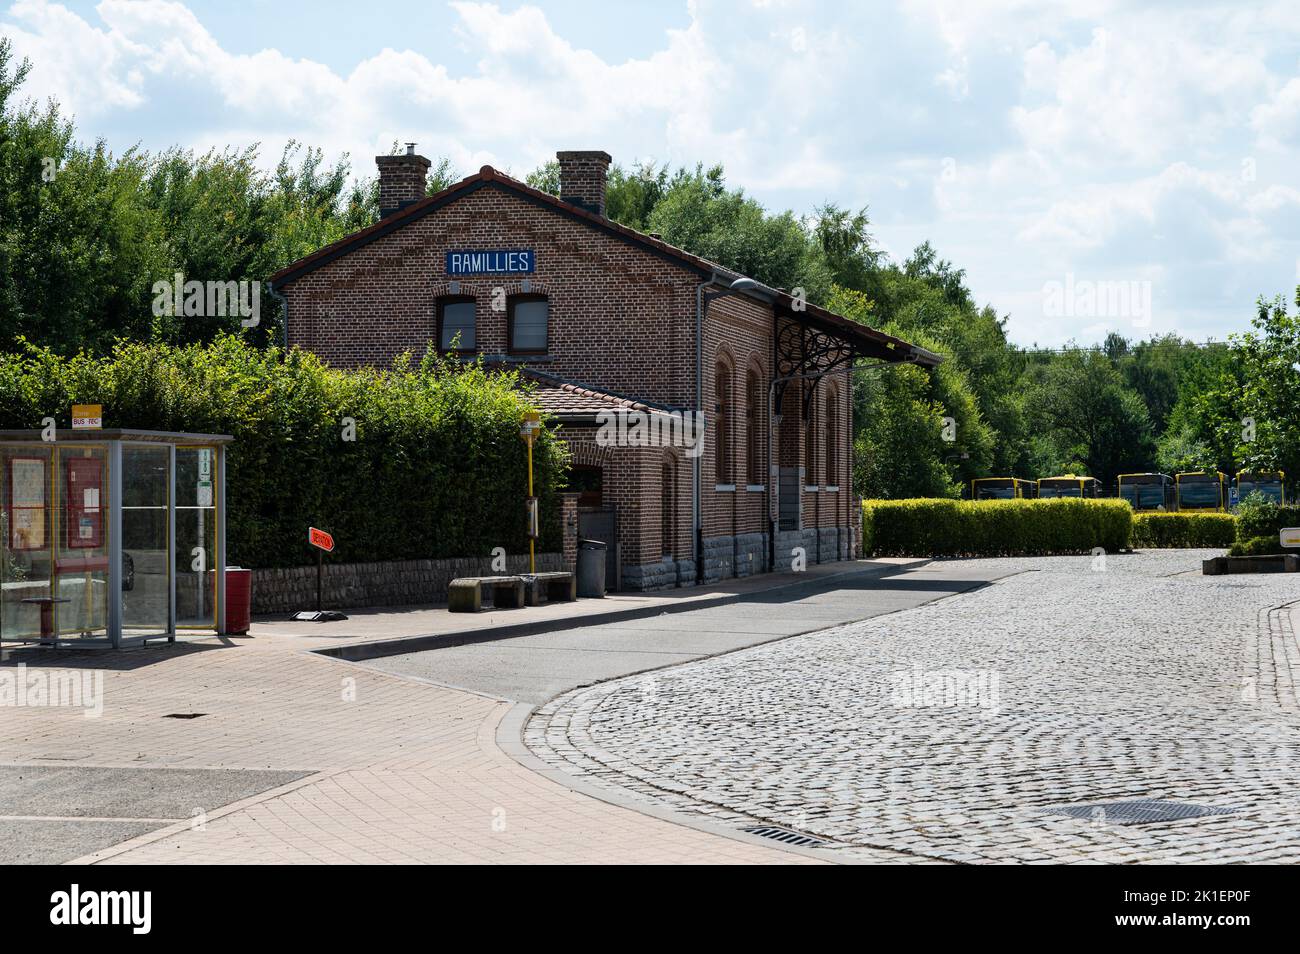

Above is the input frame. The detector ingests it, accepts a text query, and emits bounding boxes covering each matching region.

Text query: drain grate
[1043,799,1237,826]
[163,712,207,720]
[740,825,826,848]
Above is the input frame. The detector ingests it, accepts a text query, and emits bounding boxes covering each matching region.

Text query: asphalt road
[365,561,1016,704]
[0,765,309,864]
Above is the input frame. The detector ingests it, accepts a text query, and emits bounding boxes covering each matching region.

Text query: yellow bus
[1037,475,1102,499]
[970,477,1037,500]
[1175,471,1228,512]
[1117,473,1175,511]
[1235,470,1285,505]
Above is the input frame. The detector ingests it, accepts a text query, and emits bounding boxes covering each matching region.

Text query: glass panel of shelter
[52,444,109,642]
[175,446,218,629]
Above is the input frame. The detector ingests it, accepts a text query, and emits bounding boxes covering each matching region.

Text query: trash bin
[576,539,607,598]
[224,566,253,635]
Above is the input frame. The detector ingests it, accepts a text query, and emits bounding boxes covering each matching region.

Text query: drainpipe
[694,273,720,586]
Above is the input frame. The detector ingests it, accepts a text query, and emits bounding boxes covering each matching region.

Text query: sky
[5,0,1300,347]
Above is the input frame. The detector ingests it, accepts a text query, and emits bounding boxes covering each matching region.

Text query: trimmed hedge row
[1131,513,1236,549]
[0,337,568,568]
[861,498,1132,557]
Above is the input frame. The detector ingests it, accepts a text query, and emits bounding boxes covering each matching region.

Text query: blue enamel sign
[446,250,535,275]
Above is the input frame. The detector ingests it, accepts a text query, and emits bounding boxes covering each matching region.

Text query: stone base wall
[733,532,768,577]
[251,553,564,615]
[621,526,855,591]
[621,558,679,592]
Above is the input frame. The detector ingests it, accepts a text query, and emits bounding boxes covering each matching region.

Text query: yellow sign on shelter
[71,404,103,429]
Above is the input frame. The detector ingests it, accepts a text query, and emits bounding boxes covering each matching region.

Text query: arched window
[437,296,476,353]
[746,369,762,486]
[715,359,732,484]
[661,461,675,558]
[825,389,839,487]
[508,294,549,354]
[804,397,818,485]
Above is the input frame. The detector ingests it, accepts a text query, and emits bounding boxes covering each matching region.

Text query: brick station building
[270,147,938,591]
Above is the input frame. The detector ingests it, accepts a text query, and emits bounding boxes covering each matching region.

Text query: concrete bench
[522,571,576,607]
[448,576,525,613]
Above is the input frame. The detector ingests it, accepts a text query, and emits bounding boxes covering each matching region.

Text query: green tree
[1028,349,1154,490]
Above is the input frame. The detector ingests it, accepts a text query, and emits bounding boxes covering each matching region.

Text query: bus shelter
[0,429,232,649]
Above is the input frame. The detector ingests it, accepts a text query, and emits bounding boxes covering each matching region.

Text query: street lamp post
[520,411,541,574]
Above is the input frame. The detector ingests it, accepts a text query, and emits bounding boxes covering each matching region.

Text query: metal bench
[522,571,576,606]
[447,576,525,613]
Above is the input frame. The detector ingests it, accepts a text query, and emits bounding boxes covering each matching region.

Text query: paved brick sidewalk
[528,551,1300,864]
[0,638,813,864]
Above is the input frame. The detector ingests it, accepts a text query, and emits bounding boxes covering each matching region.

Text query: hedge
[0,337,568,568]
[861,497,1132,558]
[1130,512,1236,549]
[1228,502,1300,556]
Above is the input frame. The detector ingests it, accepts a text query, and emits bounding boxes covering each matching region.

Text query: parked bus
[970,477,1037,500]
[1175,471,1228,512]
[1036,475,1102,499]
[1116,473,1175,511]
[1235,470,1285,505]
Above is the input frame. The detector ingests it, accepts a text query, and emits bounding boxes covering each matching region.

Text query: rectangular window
[439,299,475,352]
[509,297,549,353]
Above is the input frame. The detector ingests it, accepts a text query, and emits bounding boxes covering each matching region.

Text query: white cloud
[3,0,1299,345]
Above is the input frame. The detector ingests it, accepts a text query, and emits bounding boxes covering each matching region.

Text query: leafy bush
[1222,497,1300,555]
[1130,512,1235,548]
[1233,499,1300,543]
[0,337,568,568]
[1229,535,1286,557]
[861,497,1132,558]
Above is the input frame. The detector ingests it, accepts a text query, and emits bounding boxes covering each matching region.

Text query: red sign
[308,527,334,552]
[65,457,104,550]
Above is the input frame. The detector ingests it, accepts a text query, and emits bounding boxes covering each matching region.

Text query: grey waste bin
[577,538,607,598]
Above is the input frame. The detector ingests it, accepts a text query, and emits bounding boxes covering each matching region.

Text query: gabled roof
[520,368,684,424]
[269,164,941,367]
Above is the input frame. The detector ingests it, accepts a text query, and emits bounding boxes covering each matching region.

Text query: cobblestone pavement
[527,550,1300,863]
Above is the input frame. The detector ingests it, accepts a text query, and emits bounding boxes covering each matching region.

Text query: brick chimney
[375,143,431,218]
[557,150,612,216]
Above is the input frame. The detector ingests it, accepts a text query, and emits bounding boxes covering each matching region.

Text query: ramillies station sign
[446,249,535,275]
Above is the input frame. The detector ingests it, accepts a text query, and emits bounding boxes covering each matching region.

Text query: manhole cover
[739,825,826,848]
[1043,799,1236,825]
[162,713,207,720]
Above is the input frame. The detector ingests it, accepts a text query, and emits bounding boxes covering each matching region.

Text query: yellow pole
[526,435,535,574]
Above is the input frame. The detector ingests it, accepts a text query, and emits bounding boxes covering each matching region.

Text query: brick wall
[251,552,564,615]
[376,153,432,216]
[281,185,698,407]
